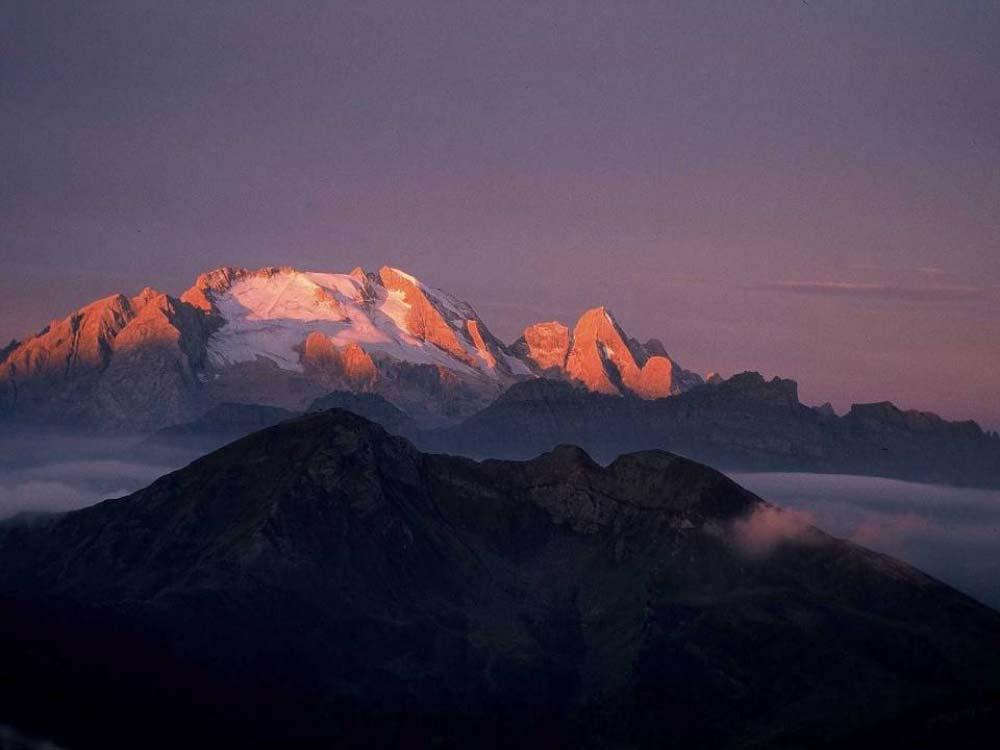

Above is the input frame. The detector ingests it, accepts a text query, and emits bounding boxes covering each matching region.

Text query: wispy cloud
[0,438,174,520]
[730,504,817,557]
[752,280,991,302]
[733,472,1000,609]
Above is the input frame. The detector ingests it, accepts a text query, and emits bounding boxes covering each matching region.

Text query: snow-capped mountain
[185,266,531,381]
[0,264,702,431]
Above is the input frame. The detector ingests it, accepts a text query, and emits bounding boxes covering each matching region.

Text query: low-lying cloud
[730,505,816,557]
[733,472,1000,609]
[0,434,176,520]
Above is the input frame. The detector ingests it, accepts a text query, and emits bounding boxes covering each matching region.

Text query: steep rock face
[300,333,378,390]
[1,410,999,749]
[511,321,571,373]
[2,293,134,380]
[376,266,525,378]
[93,290,211,430]
[565,306,648,395]
[514,307,703,398]
[377,266,479,368]
[0,290,209,430]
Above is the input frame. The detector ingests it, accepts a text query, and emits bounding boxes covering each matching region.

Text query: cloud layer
[734,472,1000,609]
[0,435,174,520]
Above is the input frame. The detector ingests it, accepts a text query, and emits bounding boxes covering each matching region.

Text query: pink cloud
[731,504,817,557]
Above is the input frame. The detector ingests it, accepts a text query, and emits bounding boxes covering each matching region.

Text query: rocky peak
[181,266,296,313]
[814,402,837,418]
[1,293,135,380]
[564,306,636,395]
[377,266,480,367]
[512,307,702,400]
[511,321,571,373]
[131,286,164,310]
[846,401,983,438]
[706,371,800,407]
[564,306,679,398]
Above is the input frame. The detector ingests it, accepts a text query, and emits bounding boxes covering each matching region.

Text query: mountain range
[142,376,1000,489]
[0,265,702,430]
[424,375,1000,488]
[3,408,999,748]
[6,263,999,489]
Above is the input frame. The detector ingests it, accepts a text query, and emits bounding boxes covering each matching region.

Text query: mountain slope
[1,409,999,748]
[0,288,209,430]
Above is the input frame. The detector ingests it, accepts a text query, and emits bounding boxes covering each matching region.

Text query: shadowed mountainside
[1,409,999,748]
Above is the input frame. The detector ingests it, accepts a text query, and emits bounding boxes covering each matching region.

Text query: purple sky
[2,1,999,427]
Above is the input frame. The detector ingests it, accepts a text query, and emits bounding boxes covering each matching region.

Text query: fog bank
[0,432,177,520]
[734,472,1000,609]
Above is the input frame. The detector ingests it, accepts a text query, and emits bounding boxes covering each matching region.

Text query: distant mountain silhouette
[142,373,1000,489]
[139,401,296,460]
[2,410,999,748]
[307,390,417,437]
[423,374,1000,488]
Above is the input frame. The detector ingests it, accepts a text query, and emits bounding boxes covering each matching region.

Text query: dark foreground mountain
[425,375,1000,488]
[1,410,999,748]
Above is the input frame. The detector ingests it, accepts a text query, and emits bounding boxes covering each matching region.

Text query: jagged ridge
[0,264,704,431]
